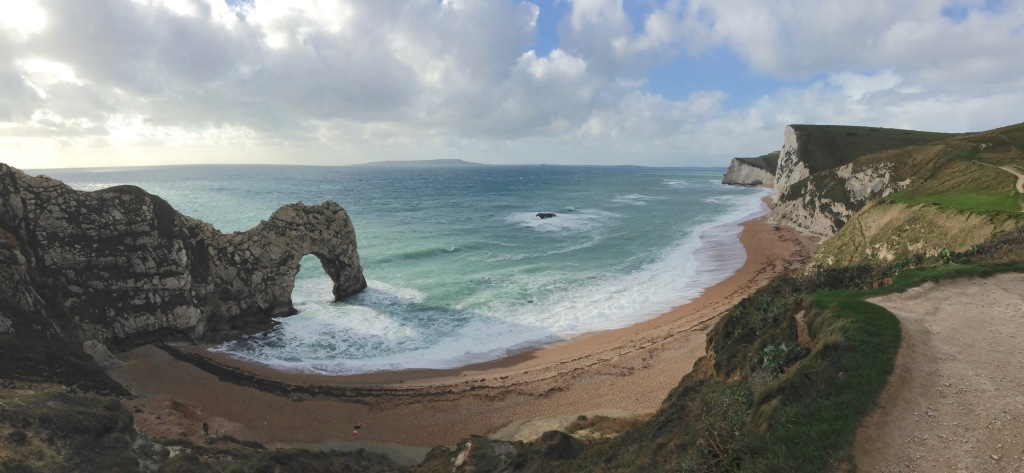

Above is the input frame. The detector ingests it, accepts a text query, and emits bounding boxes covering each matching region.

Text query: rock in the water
[536,212,557,219]
[0,162,366,350]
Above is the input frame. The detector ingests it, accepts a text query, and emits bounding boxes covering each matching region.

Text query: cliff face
[770,161,912,238]
[0,163,366,350]
[766,125,958,238]
[772,126,808,201]
[722,151,779,186]
[766,122,1024,266]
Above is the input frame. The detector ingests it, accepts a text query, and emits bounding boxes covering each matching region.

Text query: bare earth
[109,213,815,461]
[856,273,1024,472]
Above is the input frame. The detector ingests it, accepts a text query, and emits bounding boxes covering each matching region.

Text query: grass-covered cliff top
[809,122,1024,266]
[734,150,780,173]
[790,124,958,174]
[877,121,1024,213]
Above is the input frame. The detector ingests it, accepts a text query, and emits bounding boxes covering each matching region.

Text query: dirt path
[975,161,1024,211]
[854,273,1024,472]
[1001,165,1024,194]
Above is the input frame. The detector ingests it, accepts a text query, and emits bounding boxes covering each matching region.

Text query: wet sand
[110,213,816,459]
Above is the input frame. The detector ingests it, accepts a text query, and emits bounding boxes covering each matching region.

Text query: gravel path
[855,273,1024,472]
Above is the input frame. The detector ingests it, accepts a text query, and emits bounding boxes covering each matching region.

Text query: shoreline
[187,205,766,386]
[109,211,816,453]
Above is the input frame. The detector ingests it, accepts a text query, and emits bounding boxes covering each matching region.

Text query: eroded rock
[0,163,366,350]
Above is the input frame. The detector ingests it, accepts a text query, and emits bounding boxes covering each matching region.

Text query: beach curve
[108,212,816,457]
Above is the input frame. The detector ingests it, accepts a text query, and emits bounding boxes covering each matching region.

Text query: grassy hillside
[813,122,1024,266]
[789,125,958,174]
[882,123,1024,213]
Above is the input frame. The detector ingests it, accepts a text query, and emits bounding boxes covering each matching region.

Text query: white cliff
[722,151,778,186]
[772,126,809,201]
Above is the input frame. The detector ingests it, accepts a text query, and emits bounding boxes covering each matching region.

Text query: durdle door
[0,163,366,351]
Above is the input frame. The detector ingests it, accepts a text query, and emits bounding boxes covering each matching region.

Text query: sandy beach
[109,213,816,460]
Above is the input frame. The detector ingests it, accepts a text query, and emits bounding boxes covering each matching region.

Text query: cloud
[0,0,1022,169]
[683,0,1024,86]
[827,70,903,101]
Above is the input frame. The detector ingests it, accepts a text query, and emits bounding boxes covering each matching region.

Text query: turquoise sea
[39,164,768,375]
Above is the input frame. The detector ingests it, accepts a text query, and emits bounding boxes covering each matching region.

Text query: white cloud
[0,0,47,40]
[827,71,903,101]
[0,0,1022,169]
[684,0,1024,86]
[519,49,587,82]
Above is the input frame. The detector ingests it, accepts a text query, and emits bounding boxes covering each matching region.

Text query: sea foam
[213,185,770,375]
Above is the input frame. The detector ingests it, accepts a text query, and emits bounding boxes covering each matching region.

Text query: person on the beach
[352,423,362,436]
[202,421,209,439]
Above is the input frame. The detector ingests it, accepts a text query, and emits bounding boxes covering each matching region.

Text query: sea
[37,164,769,375]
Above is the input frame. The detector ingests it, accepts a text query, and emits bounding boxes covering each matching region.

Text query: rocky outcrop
[770,162,911,238]
[722,151,779,186]
[0,163,365,350]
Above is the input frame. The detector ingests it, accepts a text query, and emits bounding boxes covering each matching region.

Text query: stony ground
[855,273,1024,472]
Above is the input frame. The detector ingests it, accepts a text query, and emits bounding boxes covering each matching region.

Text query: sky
[1,0,1023,169]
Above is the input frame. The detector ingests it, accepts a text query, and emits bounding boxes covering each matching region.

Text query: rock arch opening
[290,254,337,310]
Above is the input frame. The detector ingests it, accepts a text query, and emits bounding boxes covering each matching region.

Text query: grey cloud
[33,0,250,93]
[3,0,1022,168]
[8,0,717,145]
[27,0,423,131]
[0,39,44,122]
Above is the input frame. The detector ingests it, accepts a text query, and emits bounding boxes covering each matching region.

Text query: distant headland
[351,158,485,167]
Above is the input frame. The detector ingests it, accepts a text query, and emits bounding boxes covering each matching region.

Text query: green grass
[790,125,958,173]
[882,156,1022,213]
[864,260,1024,296]
[735,151,780,173]
[735,261,1024,471]
[890,193,1021,213]
[738,295,898,470]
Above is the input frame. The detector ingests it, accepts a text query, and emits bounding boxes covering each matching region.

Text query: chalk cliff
[721,151,778,186]
[772,126,807,201]
[766,125,956,238]
[0,163,366,350]
[770,161,912,238]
